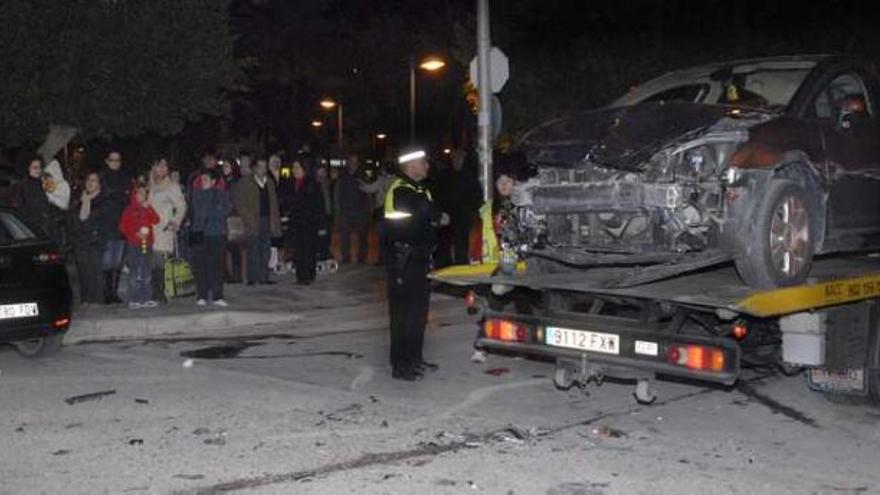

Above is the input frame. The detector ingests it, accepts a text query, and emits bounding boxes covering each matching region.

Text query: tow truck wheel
[14,334,64,359]
[554,367,575,390]
[735,179,815,289]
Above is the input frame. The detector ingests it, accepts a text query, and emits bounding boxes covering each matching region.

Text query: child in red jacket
[119,185,160,308]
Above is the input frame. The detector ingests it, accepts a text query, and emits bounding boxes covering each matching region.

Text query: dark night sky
[227,0,880,155]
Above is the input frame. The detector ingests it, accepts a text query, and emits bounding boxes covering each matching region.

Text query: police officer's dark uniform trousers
[383,174,441,380]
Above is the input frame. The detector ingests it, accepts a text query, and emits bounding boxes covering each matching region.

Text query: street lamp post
[409,56,446,142]
[320,98,343,148]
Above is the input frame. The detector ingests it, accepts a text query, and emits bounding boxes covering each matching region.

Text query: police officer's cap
[397,146,427,165]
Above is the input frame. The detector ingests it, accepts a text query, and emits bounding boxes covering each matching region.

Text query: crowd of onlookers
[7,144,493,310]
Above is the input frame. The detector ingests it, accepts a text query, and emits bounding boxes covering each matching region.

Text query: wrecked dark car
[513,55,880,288]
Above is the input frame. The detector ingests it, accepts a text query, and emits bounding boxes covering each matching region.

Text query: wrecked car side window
[812,73,872,122]
[641,84,710,104]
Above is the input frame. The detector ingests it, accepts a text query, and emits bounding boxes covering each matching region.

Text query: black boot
[104,271,123,304]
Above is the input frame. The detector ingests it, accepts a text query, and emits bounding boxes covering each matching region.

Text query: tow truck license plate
[545,326,620,355]
[808,368,866,394]
[0,303,39,320]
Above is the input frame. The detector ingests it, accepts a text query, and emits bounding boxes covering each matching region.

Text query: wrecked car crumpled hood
[522,102,770,171]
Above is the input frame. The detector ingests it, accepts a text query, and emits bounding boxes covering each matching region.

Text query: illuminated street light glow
[311,120,323,128]
[376,133,387,140]
[419,56,446,72]
[443,148,452,155]
[319,98,337,109]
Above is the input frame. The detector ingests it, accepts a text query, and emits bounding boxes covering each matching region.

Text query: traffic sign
[470,47,509,94]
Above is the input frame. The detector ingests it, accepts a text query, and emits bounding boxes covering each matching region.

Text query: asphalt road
[1,267,879,495]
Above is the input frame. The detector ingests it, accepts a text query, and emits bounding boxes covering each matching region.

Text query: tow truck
[432,255,880,405]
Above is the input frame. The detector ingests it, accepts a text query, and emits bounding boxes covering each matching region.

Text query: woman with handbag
[190,168,232,306]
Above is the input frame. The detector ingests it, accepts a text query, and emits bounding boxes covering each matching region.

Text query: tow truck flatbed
[432,254,880,404]
[433,255,880,318]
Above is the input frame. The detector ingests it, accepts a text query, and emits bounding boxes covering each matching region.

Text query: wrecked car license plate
[545,326,619,354]
[0,302,38,320]
[807,368,866,394]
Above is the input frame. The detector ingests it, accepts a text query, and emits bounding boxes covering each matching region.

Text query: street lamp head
[442,148,452,155]
[311,120,323,128]
[319,98,337,110]
[419,56,446,72]
[376,133,387,140]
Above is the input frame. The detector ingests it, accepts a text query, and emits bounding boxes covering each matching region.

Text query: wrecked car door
[811,69,880,238]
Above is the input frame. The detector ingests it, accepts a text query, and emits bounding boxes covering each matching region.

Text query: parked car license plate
[545,326,620,354]
[0,302,39,320]
[808,368,866,394]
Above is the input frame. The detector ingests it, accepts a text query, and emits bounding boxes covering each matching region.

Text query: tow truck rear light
[33,251,62,265]
[53,316,70,329]
[666,344,726,372]
[484,318,529,343]
[732,322,748,340]
[465,291,477,308]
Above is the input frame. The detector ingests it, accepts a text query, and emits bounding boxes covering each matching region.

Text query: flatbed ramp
[433,255,880,318]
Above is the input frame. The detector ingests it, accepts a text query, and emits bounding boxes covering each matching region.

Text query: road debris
[484,368,510,376]
[65,390,116,405]
[173,474,206,481]
[135,398,149,404]
[204,437,227,446]
[128,438,144,446]
[193,427,211,436]
[52,449,70,456]
[589,425,627,439]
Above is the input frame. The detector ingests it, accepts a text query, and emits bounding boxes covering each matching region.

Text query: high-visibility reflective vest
[383,177,433,220]
[479,201,498,263]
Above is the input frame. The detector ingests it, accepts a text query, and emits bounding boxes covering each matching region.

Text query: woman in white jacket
[43,160,70,211]
[147,158,187,303]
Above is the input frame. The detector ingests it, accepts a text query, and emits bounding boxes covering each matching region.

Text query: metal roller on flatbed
[431,255,880,405]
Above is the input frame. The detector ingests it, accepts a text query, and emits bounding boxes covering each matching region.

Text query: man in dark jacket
[190,169,232,306]
[98,151,130,303]
[233,159,281,285]
[445,148,482,265]
[334,154,372,264]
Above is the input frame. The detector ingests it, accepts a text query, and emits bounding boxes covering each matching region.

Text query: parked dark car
[0,207,71,357]
[514,55,880,288]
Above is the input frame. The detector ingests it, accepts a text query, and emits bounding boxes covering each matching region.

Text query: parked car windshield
[0,211,38,245]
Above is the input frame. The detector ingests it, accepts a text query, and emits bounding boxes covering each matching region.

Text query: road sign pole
[477,0,493,202]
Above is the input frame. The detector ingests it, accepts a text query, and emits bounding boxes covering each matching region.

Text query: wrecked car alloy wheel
[770,194,810,278]
[735,179,815,288]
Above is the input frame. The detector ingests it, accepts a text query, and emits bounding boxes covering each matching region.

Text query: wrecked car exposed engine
[510,55,880,289]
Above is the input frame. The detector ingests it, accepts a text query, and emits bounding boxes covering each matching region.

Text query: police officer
[383,147,447,381]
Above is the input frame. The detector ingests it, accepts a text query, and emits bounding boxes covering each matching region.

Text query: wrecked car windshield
[711,67,812,109]
[621,63,817,110]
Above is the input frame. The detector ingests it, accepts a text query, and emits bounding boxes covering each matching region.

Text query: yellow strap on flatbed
[736,272,880,317]
[431,261,527,281]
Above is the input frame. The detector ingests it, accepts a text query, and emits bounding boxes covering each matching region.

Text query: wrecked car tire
[735,179,814,289]
[14,334,64,358]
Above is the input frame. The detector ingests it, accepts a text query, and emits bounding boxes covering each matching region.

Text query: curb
[64,310,302,344]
